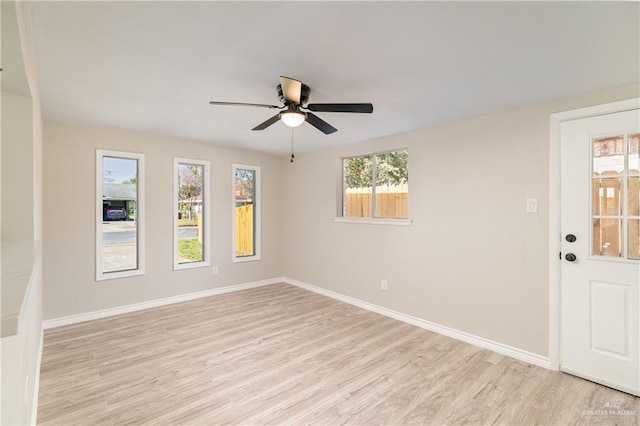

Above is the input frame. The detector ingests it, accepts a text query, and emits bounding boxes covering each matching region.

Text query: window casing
[340,149,409,221]
[233,164,261,262]
[96,150,145,281]
[174,158,211,270]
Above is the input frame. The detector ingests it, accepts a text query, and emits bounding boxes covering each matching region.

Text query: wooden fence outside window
[345,184,408,219]
[235,204,254,256]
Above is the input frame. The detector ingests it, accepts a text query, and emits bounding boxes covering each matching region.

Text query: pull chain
[290,128,295,163]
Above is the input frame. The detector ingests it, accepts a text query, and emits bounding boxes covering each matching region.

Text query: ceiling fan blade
[209,101,281,109]
[306,112,337,134]
[306,103,373,113]
[279,76,302,104]
[252,114,281,131]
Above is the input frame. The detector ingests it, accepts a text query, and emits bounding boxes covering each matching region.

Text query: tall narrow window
[174,158,210,270]
[96,150,145,280]
[233,164,260,261]
[342,149,409,219]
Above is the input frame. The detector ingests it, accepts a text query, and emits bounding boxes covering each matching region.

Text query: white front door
[560,108,640,396]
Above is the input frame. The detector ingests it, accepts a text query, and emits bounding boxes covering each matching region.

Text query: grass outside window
[178,239,203,262]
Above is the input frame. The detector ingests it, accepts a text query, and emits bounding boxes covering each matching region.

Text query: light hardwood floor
[38,283,639,425]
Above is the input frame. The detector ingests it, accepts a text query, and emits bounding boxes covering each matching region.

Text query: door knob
[565,234,577,242]
[565,253,577,262]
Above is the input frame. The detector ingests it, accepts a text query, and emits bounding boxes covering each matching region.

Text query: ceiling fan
[209,76,373,135]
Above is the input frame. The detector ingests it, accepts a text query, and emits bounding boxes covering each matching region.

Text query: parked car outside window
[104,206,128,221]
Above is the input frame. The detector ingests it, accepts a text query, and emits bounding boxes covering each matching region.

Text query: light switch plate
[526,198,538,213]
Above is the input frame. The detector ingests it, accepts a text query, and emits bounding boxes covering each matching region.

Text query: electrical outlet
[526,198,538,213]
[381,280,388,291]
[212,266,218,275]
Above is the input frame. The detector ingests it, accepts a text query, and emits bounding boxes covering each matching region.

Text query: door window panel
[630,135,640,259]
[592,178,623,216]
[593,218,622,257]
[593,136,624,176]
[629,177,640,217]
[629,134,639,176]
[629,220,640,260]
[592,135,639,260]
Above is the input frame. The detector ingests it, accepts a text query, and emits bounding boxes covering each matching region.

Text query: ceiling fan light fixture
[279,110,306,128]
[209,76,372,134]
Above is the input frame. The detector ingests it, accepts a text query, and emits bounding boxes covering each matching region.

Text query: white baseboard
[284,277,551,370]
[42,277,284,329]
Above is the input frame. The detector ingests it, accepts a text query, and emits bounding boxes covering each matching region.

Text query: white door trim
[548,97,640,370]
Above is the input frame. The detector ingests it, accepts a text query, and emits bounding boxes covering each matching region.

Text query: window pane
[344,155,373,218]
[630,177,640,217]
[102,156,138,273]
[177,163,204,264]
[592,218,622,258]
[235,168,256,257]
[375,150,408,219]
[630,134,639,176]
[593,136,624,177]
[592,178,623,216]
[342,150,409,219]
[629,219,640,260]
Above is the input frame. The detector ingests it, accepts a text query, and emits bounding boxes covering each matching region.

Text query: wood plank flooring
[38,283,639,425]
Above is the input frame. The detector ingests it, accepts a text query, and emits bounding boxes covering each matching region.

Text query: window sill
[333,217,413,226]
[233,255,261,263]
[96,269,144,282]
[174,261,211,271]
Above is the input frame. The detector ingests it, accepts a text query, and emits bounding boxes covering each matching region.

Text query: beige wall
[282,84,640,357]
[42,122,283,320]
[2,92,34,242]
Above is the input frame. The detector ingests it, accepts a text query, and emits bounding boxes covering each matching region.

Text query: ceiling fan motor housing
[278,83,310,105]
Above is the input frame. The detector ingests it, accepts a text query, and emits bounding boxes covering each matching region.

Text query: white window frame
[174,158,211,270]
[96,149,145,281]
[232,163,261,262]
[335,148,412,226]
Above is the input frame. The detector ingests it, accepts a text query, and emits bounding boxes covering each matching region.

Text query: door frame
[548,97,640,370]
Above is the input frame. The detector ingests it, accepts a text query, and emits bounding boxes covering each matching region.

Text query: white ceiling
[25,1,640,155]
